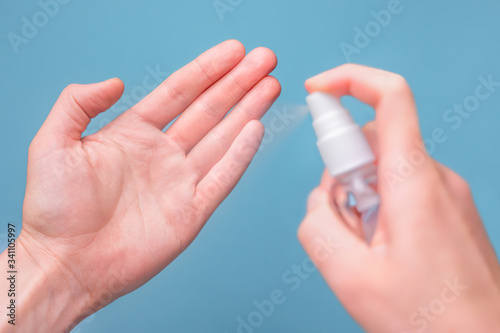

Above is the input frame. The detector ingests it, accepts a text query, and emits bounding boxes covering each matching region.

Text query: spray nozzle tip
[306,92,344,119]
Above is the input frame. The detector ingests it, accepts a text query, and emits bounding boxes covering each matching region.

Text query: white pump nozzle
[307,92,375,177]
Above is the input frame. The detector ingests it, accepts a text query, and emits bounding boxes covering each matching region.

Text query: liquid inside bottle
[331,164,379,243]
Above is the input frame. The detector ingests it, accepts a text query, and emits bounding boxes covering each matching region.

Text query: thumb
[41,78,124,141]
[298,172,368,281]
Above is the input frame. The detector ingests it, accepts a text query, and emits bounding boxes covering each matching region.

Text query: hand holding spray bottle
[307,92,379,243]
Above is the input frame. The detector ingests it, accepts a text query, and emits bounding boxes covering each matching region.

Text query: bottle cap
[307,92,375,177]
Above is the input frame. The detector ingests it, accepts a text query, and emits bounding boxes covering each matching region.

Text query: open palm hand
[18,40,280,327]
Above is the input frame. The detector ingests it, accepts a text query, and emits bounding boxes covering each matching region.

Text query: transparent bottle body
[331,164,379,243]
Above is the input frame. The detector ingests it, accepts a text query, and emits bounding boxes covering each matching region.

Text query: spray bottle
[307,92,379,243]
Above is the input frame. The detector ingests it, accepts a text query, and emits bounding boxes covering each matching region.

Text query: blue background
[2,1,500,332]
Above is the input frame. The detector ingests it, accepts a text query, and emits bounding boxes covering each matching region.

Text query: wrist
[0,230,93,333]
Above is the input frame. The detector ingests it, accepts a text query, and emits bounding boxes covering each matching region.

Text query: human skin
[298,64,500,333]
[0,40,281,332]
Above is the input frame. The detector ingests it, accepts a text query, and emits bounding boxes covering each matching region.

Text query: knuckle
[199,98,219,119]
[194,57,215,82]
[386,74,411,95]
[224,159,242,178]
[297,215,316,246]
[297,220,310,245]
[210,131,230,151]
[62,83,80,96]
[453,175,472,198]
[440,166,473,200]
[27,141,38,158]
[212,170,231,189]
[61,84,86,111]
[422,167,447,195]
[228,72,247,92]
[162,79,186,105]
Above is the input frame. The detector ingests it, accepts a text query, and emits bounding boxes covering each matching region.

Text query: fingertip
[96,78,125,105]
[304,77,316,92]
[108,77,125,93]
[208,40,246,76]
[304,81,312,93]
[223,39,245,51]
[259,75,282,98]
[260,47,278,65]
[269,75,282,95]
[250,47,278,70]
[246,119,265,140]
[235,120,265,154]
[305,70,328,92]
[221,39,246,60]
